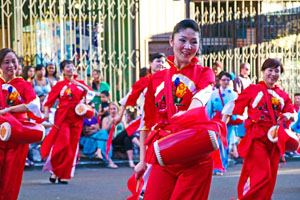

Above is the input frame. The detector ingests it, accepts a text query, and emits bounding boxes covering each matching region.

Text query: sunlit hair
[261,58,284,74]
[172,19,200,40]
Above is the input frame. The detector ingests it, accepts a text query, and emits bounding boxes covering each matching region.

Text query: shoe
[214,172,224,176]
[58,178,68,184]
[129,160,135,168]
[139,190,145,200]
[107,162,118,169]
[49,175,57,184]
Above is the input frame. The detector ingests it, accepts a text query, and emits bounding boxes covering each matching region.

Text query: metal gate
[0,0,140,101]
[193,0,300,96]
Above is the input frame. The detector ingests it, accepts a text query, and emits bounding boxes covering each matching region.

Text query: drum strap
[0,81,6,108]
[218,89,225,107]
[259,85,276,125]
[259,83,287,163]
[164,68,176,123]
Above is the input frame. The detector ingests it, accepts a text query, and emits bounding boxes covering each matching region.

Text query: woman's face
[47,64,56,75]
[149,57,165,74]
[63,63,75,77]
[92,71,100,81]
[220,75,230,89]
[28,67,35,78]
[36,67,46,78]
[16,64,22,76]
[1,52,18,78]
[109,104,118,117]
[169,28,200,67]
[262,66,281,88]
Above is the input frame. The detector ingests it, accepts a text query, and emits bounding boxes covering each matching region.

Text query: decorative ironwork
[0,0,140,101]
[194,0,300,96]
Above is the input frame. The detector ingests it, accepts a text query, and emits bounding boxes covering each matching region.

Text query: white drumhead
[0,122,11,142]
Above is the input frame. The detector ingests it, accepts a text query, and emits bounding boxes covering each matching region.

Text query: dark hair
[140,67,149,78]
[219,71,232,80]
[261,58,284,74]
[22,66,35,80]
[35,64,45,71]
[46,62,57,78]
[126,106,137,121]
[149,53,165,62]
[172,19,200,40]
[294,93,300,97]
[101,90,110,97]
[60,60,74,71]
[0,48,17,66]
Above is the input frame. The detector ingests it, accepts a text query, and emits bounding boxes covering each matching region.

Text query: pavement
[20,156,300,200]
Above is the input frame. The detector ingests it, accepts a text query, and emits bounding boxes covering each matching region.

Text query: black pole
[185,0,190,19]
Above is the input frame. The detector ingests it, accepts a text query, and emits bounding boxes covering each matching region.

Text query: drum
[0,120,45,144]
[75,103,95,119]
[267,125,300,152]
[153,129,219,166]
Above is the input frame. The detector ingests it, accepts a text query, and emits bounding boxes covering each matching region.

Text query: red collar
[259,81,278,90]
[166,55,199,71]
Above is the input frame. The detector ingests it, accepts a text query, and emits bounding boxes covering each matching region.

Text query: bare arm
[44,106,50,121]
[134,130,149,180]
[113,105,126,124]
[102,116,113,131]
[0,104,29,116]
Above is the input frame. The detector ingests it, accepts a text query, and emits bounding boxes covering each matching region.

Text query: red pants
[144,154,213,200]
[238,139,280,200]
[0,141,28,200]
[49,117,82,179]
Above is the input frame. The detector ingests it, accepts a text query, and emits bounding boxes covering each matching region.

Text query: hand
[134,161,147,180]
[113,115,122,125]
[172,110,186,118]
[0,109,5,116]
[277,115,289,124]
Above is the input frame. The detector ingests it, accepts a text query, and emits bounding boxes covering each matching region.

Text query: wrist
[4,107,9,113]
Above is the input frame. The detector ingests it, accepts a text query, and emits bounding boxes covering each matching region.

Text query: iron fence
[0,0,140,101]
[194,0,300,96]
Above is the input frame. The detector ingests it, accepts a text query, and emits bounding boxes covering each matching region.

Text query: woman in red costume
[0,48,43,200]
[134,19,215,200]
[41,60,94,184]
[222,58,297,200]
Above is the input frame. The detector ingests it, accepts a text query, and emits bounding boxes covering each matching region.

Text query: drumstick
[220,141,225,158]
[47,122,60,130]
[136,179,140,192]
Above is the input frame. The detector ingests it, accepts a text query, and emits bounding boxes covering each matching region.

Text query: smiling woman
[221,58,297,200]
[0,48,43,200]
[41,60,95,184]
[133,19,219,200]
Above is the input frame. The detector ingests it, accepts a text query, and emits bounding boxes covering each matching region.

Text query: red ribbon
[105,124,115,160]
[126,173,144,200]
[126,118,141,137]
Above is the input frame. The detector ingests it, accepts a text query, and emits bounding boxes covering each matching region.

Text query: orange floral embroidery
[9,92,18,101]
[271,97,279,106]
[175,82,187,98]
[65,88,72,95]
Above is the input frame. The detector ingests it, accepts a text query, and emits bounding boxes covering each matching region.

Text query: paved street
[19,160,300,200]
